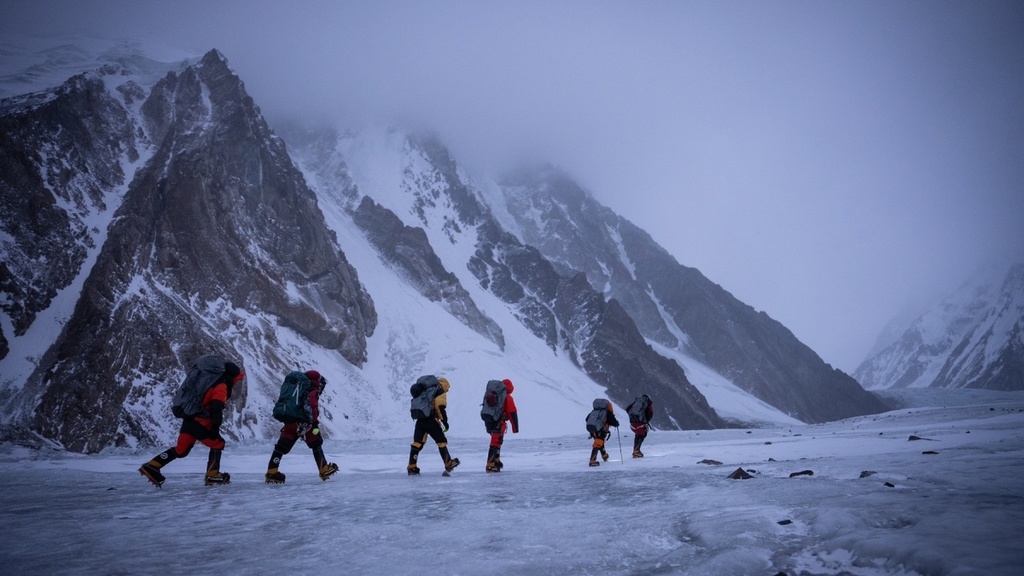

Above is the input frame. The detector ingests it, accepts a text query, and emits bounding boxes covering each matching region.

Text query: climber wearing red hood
[484,378,519,472]
[264,369,338,484]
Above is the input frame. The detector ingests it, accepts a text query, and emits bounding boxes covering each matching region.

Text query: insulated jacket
[604,405,620,430]
[192,368,244,431]
[501,379,519,433]
[434,377,451,424]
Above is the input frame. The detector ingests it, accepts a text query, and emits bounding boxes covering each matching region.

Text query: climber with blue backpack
[480,378,519,473]
[264,369,339,484]
[139,354,244,487]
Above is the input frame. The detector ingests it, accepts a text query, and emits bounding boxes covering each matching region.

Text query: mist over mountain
[855,262,1024,391]
[1,47,885,453]
[492,167,886,423]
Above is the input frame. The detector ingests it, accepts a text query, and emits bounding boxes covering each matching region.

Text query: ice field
[1,392,1022,575]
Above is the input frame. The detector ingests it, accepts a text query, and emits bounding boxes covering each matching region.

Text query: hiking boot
[319,462,339,481]
[589,459,600,467]
[407,465,420,476]
[444,458,461,473]
[265,470,286,484]
[632,449,644,458]
[601,451,610,462]
[204,471,231,486]
[486,463,501,473]
[139,463,165,487]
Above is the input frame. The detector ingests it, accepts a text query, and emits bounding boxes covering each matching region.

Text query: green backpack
[273,371,313,423]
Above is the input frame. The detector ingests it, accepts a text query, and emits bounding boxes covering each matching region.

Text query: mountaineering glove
[440,419,449,432]
[312,425,320,436]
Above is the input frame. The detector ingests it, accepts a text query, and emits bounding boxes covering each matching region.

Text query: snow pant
[267,421,327,473]
[485,418,508,470]
[142,417,225,473]
[409,417,454,469]
[590,429,610,463]
[631,420,648,452]
[174,417,225,456]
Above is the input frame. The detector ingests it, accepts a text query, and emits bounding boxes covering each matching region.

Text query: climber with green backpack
[264,369,339,484]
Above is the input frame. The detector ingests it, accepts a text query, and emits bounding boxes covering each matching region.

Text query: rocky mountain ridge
[1,48,887,452]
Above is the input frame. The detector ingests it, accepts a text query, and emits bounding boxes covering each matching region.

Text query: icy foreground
[1,394,1022,575]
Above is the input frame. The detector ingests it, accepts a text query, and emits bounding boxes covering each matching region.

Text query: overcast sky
[3,1,1023,372]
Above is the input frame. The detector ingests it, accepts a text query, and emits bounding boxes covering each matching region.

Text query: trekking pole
[616,426,623,464]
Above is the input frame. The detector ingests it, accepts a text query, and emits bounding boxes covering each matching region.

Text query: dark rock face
[498,167,887,424]
[354,195,504,349]
[500,168,680,350]
[3,50,376,452]
[470,220,723,430]
[556,274,724,430]
[0,70,143,348]
[470,220,561,349]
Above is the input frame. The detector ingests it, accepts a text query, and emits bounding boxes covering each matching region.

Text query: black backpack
[171,355,226,418]
[627,394,651,423]
[409,375,441,420]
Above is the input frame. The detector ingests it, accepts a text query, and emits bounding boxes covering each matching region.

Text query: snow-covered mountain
[855,263,1024,390]
[489,167,885,423]
[1,46,884,453]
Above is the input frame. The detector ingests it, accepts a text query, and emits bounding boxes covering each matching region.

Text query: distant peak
[199,49,228,68]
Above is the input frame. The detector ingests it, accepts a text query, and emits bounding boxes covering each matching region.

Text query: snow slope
[294,125,805,439]
[2,390,1021,575]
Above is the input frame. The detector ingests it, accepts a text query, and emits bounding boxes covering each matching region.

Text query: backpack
[409,375,441,420]
[272,371,314,423]
[171,355,226,418]
[479,379,507,425]
[585,398,610,435]
[627,395,651,423]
